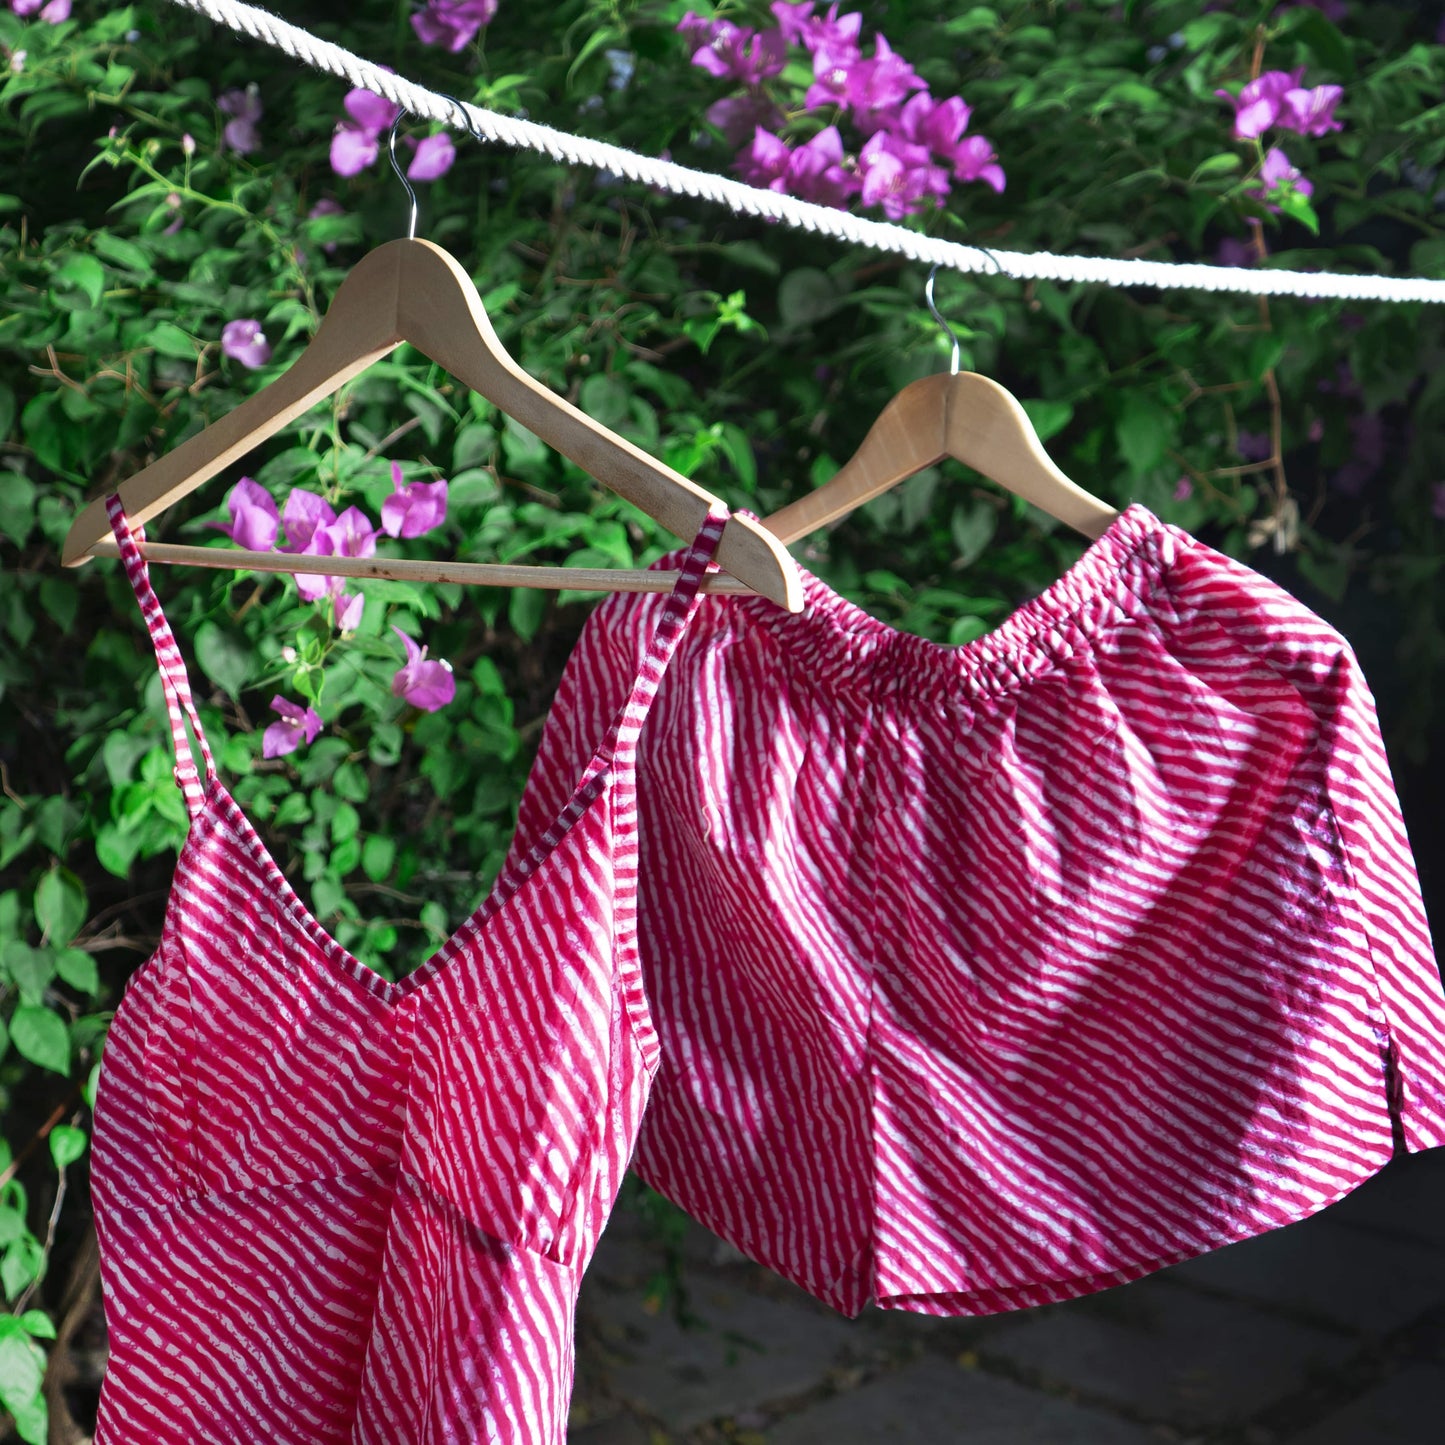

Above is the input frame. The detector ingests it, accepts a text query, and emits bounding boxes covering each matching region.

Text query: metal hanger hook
[924,263,961,377]
[388,111,420,241]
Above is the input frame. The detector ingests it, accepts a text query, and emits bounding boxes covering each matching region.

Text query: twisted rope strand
[163,0,1445,304]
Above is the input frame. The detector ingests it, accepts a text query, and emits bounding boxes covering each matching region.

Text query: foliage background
[1,0,1444,1438]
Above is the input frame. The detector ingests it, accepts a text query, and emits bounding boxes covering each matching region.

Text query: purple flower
[13,0,72,23]
[381,461,449,538]
[946,133,1005,194]
[858,129,949,219]
[1237,429,1272,462]
[771,2,862,59]
[406,132,456,182]
[1173,476,1194,502]
[1431,481,1445,522]
[279,488,335,555]
[210,477,278,551]
[308,197,346,254]
[412,0,498,52]
[706,94,783,146]
[1215,235,1257,267]
[681,17,786,86]
[221,319,272,369]
[1280,84,1343,137]
[279,488,337,601]
[1215,69,1304,141]
[330,87,401,177]
[736,126,859,209]
[1249,146,1314,212]
[391,627,456,712]
[263,696,322,759]
[1331,412,1386,496]
[217,86,263,155]
[288,503,378,603]
[845,36,926,134]
[335,591,364,633]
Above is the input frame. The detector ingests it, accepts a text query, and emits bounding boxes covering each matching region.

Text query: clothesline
[162,0,1445,305]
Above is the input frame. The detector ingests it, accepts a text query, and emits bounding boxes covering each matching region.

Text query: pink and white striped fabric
[89,493,727,1443]
[513,501,1445,1318]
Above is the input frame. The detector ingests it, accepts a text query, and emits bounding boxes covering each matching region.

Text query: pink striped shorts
[515,503,1445,1316]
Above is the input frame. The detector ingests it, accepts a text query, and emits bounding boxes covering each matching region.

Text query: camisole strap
[601,503,729,772]
[106,494,218,817]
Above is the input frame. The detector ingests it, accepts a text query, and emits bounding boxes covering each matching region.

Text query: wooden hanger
[62,237,803,610]
[762,270,1117,548]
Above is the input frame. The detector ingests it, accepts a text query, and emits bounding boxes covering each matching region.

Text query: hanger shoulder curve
[762,373,953,546]
[942,373,1117,541]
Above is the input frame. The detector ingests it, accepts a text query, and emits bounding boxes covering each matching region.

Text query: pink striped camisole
[89,493,727,1444]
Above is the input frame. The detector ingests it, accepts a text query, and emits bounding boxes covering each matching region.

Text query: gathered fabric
[89,493,727,1444]
[512,502,1445,1317]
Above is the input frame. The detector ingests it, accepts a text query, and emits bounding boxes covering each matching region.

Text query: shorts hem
[869,1142,1426,1318]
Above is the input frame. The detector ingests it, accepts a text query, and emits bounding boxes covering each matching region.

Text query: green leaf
[15,1311,55,1341]
[0,470,34,544]
[3,943,54,1007]
[0,1236,44,1301]
[949,502,998,567]
[578,374,630,431]
[1190,153,1242,183]
[34,868,85,946]
[0,1328,45,1414]
[48,1126,87,1171]
[778,269,841,328]
[9,1006,69,1074]
[147,321,197,360]
[1116,394,1173,475]
[1020,399,1074,443]
[52,254,105,308]
[362,835,396,884]
[91,232,153,277]
[54,948,99,996]
[194,621,250,699]
[333,762,369,804]
[507,586,545,644]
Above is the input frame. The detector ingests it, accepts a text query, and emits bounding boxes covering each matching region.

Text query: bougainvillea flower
[411,0,498,52]
[279,488,335,555]
[288,504,378,603]
[772,1,862,60]
[1215,68,1304,141]
[217,86,262,154]
[324,506,379,562]
[838,35,925,134]
[1281,83,1343,137]
[381,462,449,538]
[857,129,948,218]
[391,627,456,711]
[263,696,322,758]
[735,125,858,208]
[209,477,278,551]
[344,87,401,135]
[335,591,364,633]
[1250,145,1314,212]
[220,319,272,369]
[330,87,401,177]
[406,132,456,181]
[949,133,1006,193]
[893,92,972,157]
[706,93,784,146]
[683,18,786,85]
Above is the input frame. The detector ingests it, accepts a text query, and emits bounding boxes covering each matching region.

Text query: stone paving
[568,1148,1445,1443]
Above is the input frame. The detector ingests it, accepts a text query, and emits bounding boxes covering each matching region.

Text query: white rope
[164,0,1445,305]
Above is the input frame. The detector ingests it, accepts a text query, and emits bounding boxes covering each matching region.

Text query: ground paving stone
[1168,1213,1445,1332]
[764,1358,1161,1444]
[1284,1363,1445,1444]
[597,1276,858,1431]
[978,1278,1355,1430]
[1326,1151,1445,1249]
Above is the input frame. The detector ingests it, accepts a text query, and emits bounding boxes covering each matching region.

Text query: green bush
[3,2,1444,1437]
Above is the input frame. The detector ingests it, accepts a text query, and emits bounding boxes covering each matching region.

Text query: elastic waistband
[716,504,1185,705]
